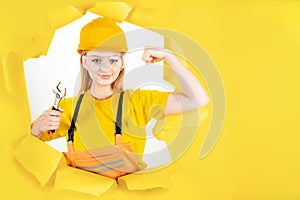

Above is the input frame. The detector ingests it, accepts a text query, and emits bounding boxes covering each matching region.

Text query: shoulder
[123,89,169,104]
[123,89,149,101]
[60,96,76,107]
[59,94,83,114]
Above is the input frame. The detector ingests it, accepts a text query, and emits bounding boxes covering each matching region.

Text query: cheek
[111,65,123,76]
[112,70,121,80]
[84,65,97,73]
[84,66,97,79]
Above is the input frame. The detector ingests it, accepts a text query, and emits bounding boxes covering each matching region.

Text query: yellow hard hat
[78,17,128,52]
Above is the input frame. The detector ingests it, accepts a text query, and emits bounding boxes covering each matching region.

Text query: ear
[81,57,88,70]
[120,53,126,66]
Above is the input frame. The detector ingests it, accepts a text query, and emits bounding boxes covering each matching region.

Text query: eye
[91,58,102,63]
[109,58,119,64]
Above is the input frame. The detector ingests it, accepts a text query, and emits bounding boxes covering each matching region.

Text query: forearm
[31,119,44,138]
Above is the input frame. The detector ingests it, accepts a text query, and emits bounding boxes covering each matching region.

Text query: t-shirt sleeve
[39,98,72,141]
[130,89,169,122]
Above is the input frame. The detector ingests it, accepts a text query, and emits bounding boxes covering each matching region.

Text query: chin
[97,79,114,86]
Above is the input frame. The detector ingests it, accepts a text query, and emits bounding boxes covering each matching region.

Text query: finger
[43,110,56,117]
[47,121,60,127]
[50,110,62,116]
[142,49,153,63]
[45,110,62,117]
[45,119,60,130]
[142,52,151,62]
[48,116,61,123]
[47,124,60,131]
[40,116,60,129]
[151,57,163,63]
[58,108,64,113]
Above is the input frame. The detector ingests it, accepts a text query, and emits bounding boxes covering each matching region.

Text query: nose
[99,61,111,72]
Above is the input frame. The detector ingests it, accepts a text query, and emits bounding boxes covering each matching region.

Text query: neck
[89,83,114,100]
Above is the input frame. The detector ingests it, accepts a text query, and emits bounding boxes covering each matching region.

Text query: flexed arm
[142,47,210,115]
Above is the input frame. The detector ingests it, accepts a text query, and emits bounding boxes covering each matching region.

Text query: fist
[31,108,63,137]
[142,46,172,65]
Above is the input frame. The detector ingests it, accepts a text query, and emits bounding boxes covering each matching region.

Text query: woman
[31,17,210,175]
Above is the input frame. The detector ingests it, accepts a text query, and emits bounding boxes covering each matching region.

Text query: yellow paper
[125,7,158,27]
[55,166,117,196]
[1,51,31,133]
[14,134,62,186]
[89,2,132,23]
[1,51,28,99]
[119,166,173,190]
[47,5,83,30]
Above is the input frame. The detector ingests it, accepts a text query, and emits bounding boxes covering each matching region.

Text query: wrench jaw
[52,82,66,110]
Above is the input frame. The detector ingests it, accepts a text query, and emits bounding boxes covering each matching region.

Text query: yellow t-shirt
[40,89,169,156]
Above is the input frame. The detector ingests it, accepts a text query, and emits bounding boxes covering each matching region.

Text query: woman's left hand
[142,46,172,65]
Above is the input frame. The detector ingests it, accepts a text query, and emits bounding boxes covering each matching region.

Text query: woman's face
[83,50,124,87]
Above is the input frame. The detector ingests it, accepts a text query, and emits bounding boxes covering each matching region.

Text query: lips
[99,74,112,79]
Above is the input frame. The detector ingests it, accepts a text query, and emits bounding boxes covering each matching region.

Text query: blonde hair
[78,50,125,94]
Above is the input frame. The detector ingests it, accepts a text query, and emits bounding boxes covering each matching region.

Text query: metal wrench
[50,82,66,133]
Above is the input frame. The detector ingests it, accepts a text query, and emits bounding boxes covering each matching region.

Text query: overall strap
[115,91,124,135]
[67,93,84,142]
[115,91,124,145]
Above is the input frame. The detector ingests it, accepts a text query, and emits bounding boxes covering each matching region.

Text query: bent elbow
[198,95,210,108]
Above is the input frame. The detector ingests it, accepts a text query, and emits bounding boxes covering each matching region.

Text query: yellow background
[1,0,300,199]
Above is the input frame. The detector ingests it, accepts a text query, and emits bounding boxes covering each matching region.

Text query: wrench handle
[49,106,59,133]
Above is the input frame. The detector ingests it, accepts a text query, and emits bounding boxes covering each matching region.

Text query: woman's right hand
[31,109,63,138]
